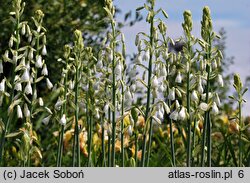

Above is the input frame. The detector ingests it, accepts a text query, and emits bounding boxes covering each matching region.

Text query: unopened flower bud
[0,60,3,74]
[0,79,5,92]
[217,74,224,87]
[143,49,150,61]
[24,103,30,118]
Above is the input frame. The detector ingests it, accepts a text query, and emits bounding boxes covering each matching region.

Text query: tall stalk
[56,45,70,166]
[182,10,193,167]
[0,0,22,165]
[141,2,155,167]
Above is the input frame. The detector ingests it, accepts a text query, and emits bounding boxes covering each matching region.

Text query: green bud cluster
[182,10,193,36]
[201,6,212,41]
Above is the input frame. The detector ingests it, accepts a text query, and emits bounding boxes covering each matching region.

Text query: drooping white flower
[124,88,132,107]
[168,87,175,101]
[14,82,22,91]
[199,102,209,112]
[96,59,103,70]
[115,62,122,77]
[143,49,150,61]
[103,103,109,113]
[215,93,221,107]
[0,60,3,74]
[38,97,44,106]
[95,108,100,119]
[128,66,137,79]
[128,125,133,136]
[69,80,75,90]
[191,90,199,102]
[201,92,212,101]
[211,102,219,115]
[46,78,53,90]
[59,114,67,126]
[175,72,182,83]
[163,49,169,60]
[170,109,178,121]
[35,55,43,68]
[157,110,164,120]
[0,79,5,92]
[21,69,30,82]
[42,45,47,55]
[151,76,159,89]
[24,82,32,95]
[21,23,26,35]
[152,88,158,98]
[178,106,186,121]
[55,98,63,110]
[42,64,48,76]
[135,53,142,64]
[130,83,136,93]
[158,82,165,93]
[17,105,23,119]
[23,103,30,118]
[9,36,13,48]
[160,66,167,77]
[42,115,52,125]
[197,81,204,94]
[217,74,224,87]
[175,100,180,109]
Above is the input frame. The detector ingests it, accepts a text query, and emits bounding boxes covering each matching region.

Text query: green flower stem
[101,115,106,167]
[87,110,93,167]
[56,57,68,167]
[162,34,176,167]
[141,7,155,167]
[111,21,116,167]
[201,64,211,167]
[146,98,155,167]
[0,14,20,165]
[238,100,242,167]
[186,39,192,166]
[108,107,111,167]
[73,56,80,167]
[134,132,138,166]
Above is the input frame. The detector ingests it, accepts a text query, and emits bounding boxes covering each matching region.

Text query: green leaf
[5,131,22,138]
[242,88,248,96]
[136,6,144,11]
[161,9,169,18]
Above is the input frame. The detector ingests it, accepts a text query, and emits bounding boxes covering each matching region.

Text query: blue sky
[114,0,250,115]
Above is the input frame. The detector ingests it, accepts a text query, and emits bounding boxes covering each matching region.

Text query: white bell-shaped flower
[46,78,53,90]
[42,45,47,55]
[135,53,142,64]
[24,82,32,95]
[21,69,30,82]
[42,64,48,76]
[211,102,219,115]
[42,115,52,125]
[35,55,43,68]
[199,102,209,112]
[143,49,150,61]
[168,87,175,101]
[170,109,178,121]
[191,90,199,102]
[175,72,182,83]
[217,74,224,87]
[17,105,23,119]
[178,106,186,121]
[14,82,22,91]
[151,76,159,89]
[0,79,5,92]
[59,114,67,126]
